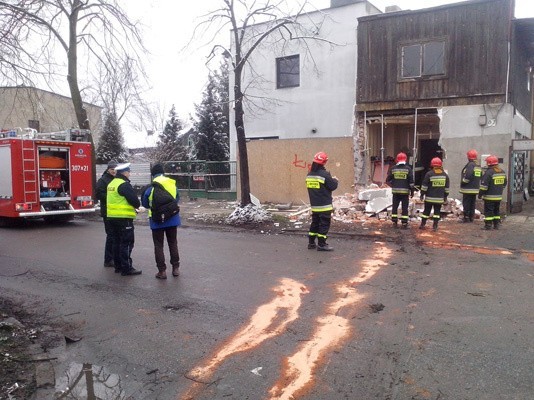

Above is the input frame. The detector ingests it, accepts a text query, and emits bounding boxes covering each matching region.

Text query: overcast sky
[125,0,534,131]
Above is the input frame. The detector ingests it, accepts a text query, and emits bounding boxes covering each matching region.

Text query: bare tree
[195,0,333,206]
[0,0,145,131]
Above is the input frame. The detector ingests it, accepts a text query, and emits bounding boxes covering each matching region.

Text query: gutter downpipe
[413,108,418,183]
[381,114,385,185]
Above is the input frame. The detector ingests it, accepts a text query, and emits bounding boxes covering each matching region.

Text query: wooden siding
[356,0,512,111]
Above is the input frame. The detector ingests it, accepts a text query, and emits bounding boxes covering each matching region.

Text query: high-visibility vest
[107,178,136,218]
[147,175,177,218]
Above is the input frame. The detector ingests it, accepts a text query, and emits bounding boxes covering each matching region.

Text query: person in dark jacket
[306,152,338,251]
[142,163,181,279]
[107,163,142,276]
[459,149,482,223]
[386,152,414,229]
[479,155,507,230]
[419,157,450,231]
[96,160,117,268]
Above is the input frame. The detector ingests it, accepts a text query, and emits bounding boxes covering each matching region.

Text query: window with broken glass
[276,55,300,88]
[400,40,446,79]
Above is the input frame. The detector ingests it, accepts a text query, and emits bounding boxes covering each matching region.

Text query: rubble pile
[288,185,479,224]
[225,203,273,225]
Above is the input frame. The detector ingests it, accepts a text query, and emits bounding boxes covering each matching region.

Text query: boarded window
[276,55,300,88]
[401,40,445,79]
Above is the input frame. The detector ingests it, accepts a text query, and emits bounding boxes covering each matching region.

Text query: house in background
[0,86,102,142]
[228,0,382,203]
[355,0,534,212]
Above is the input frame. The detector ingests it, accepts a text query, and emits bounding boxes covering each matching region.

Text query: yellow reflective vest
[107,178,136,218]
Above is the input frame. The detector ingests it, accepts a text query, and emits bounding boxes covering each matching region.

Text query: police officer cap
[115,162,131,172]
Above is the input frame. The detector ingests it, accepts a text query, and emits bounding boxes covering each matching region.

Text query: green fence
[161,161,237,201]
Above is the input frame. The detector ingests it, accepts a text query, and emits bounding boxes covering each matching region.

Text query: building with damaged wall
[355,0,534,212]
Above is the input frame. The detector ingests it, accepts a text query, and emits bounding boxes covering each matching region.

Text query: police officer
[306,152,338,251]
[479,155,507,230]
[459,149,482,222]
[419,157,450,231]
[96,159,117,268]
[107,163,142,276]
[386,152,414,229]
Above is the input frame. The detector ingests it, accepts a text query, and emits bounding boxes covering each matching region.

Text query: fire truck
[0,128,96,222]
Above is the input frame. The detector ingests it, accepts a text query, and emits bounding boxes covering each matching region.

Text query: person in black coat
[306,152,338,251]
[95,160,117,268]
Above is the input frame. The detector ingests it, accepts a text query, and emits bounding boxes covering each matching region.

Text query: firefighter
[419,157,450,231]
[107,163,142,276]
[479,155,507,230]
[306,152,338,251]
[96,159,117,268]
[386,152,414,229]
[459,149,482,222]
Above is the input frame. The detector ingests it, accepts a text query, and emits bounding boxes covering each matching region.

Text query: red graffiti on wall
[292,154,311,171]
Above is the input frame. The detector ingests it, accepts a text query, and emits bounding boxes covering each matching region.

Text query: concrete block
[358,188,391,201]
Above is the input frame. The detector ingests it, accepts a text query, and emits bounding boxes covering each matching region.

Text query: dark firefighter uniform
[459,160,482,222]
[107,165,142,275]
[420,165,450,231]
[306,167,338,250]
[479,165,507,229]
[386,162,414,228]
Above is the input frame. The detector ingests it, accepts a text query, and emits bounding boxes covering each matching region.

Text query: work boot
[121,268,142,276]
[308,238,316,249]
[103,261,115,268]
[317,243,334,251]
[419,219,427,230]
[483,223,492,230]
[392,220,398,229]
[172,265,180,277]
[155,270,167,279]
[432,220,439,231]
[493,220,500,230]
[401,222,408,229]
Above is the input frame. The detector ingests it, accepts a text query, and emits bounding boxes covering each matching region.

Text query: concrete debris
[358,187,391,201]
[365,193,393,214]
[226,204,273,225]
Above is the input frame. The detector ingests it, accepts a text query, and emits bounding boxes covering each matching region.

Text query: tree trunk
[67,5,97,197]
[234,67,251,206]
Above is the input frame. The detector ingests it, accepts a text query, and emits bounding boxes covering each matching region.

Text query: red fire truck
[0,128,96,222]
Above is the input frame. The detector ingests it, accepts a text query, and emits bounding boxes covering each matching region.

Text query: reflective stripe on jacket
[306,167,338,213]
[459,160,482,194]
[386,163,414,195]
[480,166,507,201]
[107,178,137,218]
[421,168,450,204]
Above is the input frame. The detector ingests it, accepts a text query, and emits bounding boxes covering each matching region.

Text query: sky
[123,0,534,145]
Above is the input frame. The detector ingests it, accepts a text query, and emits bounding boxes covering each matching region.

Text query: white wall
[229,2,380,162]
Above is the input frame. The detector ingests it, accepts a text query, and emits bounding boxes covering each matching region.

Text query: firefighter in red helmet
[386,152,414,229]
[459,149,482,222]
[306,151,338,251]
[479,155,507,230]
[419,157,450,231]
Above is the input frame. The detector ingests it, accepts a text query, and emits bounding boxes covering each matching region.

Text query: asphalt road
[0,217,533,399]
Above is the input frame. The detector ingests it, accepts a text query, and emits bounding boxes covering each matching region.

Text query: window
[276,55,300,88]
[400,40,445,79]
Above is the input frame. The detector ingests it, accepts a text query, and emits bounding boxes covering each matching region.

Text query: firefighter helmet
[430,157,443,167]
[396,152,407,163]
[313,152,328,165]
[467,149,478,160]
[486,155,499,166]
